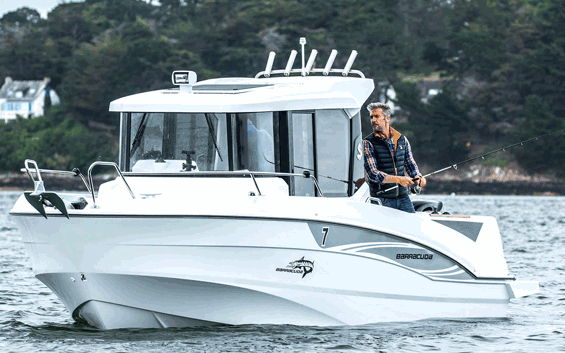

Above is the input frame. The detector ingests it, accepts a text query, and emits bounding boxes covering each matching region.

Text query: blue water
[1,191,563,352]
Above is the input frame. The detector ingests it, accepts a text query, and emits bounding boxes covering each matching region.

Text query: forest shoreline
[1,173,562,196]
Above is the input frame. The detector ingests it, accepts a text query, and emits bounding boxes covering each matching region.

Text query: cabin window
[292,112,316,196]
[315,109,350,197]
[289,110,350,197]
[128,112,228,172]
[232,112,275,172]
[120,109,353,197]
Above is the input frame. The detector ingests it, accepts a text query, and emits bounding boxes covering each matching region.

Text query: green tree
[0,114,114,172]
[512,95,565,175]
[394,81,470,168]
[442,0,512,80]
[60,16,211,126]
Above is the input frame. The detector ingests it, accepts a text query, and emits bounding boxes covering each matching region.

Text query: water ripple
[0,193,564,352]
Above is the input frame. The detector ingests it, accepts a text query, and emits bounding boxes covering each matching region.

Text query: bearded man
[362,102,426,213]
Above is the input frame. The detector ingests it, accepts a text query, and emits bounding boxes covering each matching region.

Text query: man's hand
[354,177,365,188]
[413,176,427,187]
[395,176,415,187]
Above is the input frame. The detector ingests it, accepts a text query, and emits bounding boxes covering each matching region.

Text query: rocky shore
[2,165,562,196]
[421,180,563,196]
[0,173,108,192]
[420,164,563,195]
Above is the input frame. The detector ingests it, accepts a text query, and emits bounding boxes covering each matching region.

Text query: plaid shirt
[363,130,421,184]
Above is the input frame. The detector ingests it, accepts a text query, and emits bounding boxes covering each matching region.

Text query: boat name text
[396,254,433,260]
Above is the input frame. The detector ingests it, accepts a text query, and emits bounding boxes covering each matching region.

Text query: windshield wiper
[130,113,149,156]
[205,113,223,162]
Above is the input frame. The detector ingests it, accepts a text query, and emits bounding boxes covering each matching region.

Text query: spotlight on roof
[171,71,197,92]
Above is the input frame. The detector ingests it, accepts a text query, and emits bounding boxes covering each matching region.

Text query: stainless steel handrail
[309,175,323,197]
[121,170,325,197]
[24,159,42,182]
[21,165,92,194]
[87,161,135,208]
[249,173,262,196]
[24,159,45,195]
[365,197,383,206]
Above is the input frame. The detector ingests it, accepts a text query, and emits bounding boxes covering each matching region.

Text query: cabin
[110,51,374,198]
[0,77,60,123]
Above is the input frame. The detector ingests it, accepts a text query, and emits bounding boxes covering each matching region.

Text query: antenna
[323,49,338,76]
[299,37,306,76]
[284,50,298,76]
[342,50,358,76]
[264,52,276,77]
[304,49,318,76]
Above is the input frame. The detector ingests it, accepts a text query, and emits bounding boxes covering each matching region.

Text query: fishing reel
[409,184,421,195]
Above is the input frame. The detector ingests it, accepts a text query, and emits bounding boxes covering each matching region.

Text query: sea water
[1,191,563,352]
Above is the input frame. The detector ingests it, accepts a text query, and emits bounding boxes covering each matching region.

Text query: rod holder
[284,50,298,76]
[264,51,276,77]
[323,49,338,76]
[304,49,318,76]
[342,50,358,76]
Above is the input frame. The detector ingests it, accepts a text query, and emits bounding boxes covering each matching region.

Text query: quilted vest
[364,131,408,198]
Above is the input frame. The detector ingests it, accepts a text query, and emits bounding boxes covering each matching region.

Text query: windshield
[129,113,228,172]
[120,110,352,197]
[125,112,276,173]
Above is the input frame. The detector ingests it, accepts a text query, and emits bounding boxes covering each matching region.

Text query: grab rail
[22,160,92,194]
[122,170,324,197]
[87,161,135,208]
[22,160,322,203]
[365,197,383,206]
[24,159,45,195]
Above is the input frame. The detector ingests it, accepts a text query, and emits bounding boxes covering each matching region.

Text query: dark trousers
[374,194,416,213]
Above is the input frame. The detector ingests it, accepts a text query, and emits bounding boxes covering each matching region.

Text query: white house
[0,77,60,123]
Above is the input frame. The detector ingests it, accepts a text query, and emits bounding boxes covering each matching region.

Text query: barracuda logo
[276,256,315,278]
[396,254,434,260]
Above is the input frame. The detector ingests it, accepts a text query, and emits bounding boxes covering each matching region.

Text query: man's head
[367,102,391,134]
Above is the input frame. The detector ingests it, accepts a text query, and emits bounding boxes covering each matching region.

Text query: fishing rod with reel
[375,128,565,196]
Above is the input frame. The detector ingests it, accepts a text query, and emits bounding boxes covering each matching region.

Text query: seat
[412,200,443,213]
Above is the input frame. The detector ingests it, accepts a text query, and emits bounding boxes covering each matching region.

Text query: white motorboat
[10,41,538,330]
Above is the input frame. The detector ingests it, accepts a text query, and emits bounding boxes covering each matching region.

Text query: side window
[315,110,350,197]
[292,112,315,196]
[234,112,275,172]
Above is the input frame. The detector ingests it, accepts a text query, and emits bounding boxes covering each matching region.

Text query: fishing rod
[262,151,349,184]
[375,128,565,196]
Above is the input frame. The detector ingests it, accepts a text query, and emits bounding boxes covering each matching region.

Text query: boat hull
[13,213,516,329]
